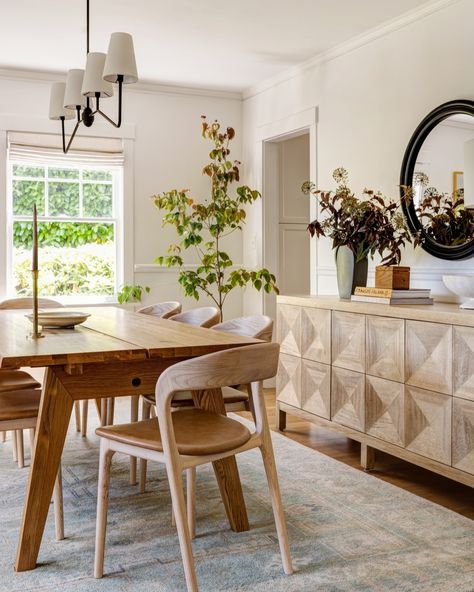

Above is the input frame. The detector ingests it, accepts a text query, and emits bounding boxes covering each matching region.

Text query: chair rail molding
[134,263,244,274]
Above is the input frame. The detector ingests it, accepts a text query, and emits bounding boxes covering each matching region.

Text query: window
[7,158,123,301]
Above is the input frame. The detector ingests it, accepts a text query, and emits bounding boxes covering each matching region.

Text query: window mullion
[79,167,84,218]
[44,166,49,217]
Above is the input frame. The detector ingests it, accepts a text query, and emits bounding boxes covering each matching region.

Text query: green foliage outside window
[13,180,45,215]
[11,164,117,297]
[48,182,80,216]
[13,221,114,249]
[12,164,44,177]
[84,183,113,217]
[14,246,115,296]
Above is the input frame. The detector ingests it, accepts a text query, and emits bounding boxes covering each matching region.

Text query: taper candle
[31,203,41,338]
[32,203,38,271]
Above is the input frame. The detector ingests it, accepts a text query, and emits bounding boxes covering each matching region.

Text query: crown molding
[0,68,242,101]
[243,0,462,101]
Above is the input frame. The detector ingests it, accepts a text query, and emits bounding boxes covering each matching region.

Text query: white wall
[242,0,474,310]
[0,75,244,318]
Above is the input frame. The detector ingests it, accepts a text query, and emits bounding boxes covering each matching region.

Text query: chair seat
[0,389,41,421]
[142,386,249,408]
[0,370,41,394]
[96,408,252,456]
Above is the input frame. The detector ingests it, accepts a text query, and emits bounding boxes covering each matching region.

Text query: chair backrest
[212,315,273,342]
[170,306,220,328]
[137,301,182,319]
[0,297,64,310]
[156,342,279,404]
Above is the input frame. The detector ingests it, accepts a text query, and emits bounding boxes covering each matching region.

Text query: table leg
[15,368,73,571]
[192,389,249,532]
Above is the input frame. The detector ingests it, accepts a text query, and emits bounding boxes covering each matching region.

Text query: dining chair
[0,387,64,540]
[136,301,182,319]
[169,306,220,329]
[93,342,292,591]
[0,297,83,462]
[139,315,274,498]
[0,370,41,467]
[88,301,184,485]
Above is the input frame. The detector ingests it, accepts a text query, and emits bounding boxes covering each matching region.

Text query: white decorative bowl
[442,275,474,309]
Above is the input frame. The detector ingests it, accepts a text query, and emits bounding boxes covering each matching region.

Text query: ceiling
[0,0,432,92]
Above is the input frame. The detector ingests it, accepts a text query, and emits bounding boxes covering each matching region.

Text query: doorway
[263,131,311,321]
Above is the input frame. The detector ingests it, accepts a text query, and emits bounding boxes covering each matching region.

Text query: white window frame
[0,118,135,305]
[6,158,124,305]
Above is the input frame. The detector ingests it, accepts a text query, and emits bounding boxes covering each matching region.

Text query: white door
[278,134,310,295]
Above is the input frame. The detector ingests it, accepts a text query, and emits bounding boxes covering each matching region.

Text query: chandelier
[48,0,138,153]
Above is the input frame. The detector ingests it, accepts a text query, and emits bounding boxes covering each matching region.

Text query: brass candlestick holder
[31,270,43,339]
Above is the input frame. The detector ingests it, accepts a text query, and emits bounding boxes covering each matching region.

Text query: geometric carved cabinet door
[331,366,365,431]
[453,326,474,402]
[366,375,405,446]
[332,311,365,373]
[366,315,404,383]
[301,307,331,364]
[276,353,301,408]
[301,359,331,419]
[452,397,474,475]
[405,320,453,395]
[405,385,452,465]
[277,304,301,356]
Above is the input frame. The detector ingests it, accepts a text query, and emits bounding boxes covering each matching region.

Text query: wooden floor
[244,389,473,520]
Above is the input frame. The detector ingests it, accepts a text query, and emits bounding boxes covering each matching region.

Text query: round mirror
[400,100,474,259]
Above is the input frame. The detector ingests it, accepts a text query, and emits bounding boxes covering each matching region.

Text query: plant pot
[375,265,410,290]
[335,246,368,299]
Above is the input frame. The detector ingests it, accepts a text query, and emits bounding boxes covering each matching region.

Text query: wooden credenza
[276,295,474,487]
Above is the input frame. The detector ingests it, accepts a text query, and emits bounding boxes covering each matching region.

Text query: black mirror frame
[400,99,474,260]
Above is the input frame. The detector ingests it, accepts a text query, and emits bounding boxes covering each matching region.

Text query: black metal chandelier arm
[95,76,123,128]
[60,106,82,154]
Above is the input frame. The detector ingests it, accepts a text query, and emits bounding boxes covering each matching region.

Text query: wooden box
[375,266,410,290]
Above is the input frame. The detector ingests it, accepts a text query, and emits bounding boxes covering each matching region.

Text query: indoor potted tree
[302,168,413,298]
[153,117,278,320]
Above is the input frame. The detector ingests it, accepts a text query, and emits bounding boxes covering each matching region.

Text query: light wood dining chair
[136,301,182,319]
[0,297,83,461]
[92,301,183,485]
[139,315,274,497]
[128,301,181,484]
[0,387,64,540]
[0,370,41,467]
[94,342,292,591]
[169,306,220,329]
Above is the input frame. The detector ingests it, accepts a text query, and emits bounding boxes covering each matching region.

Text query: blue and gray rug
[0,407,473,592]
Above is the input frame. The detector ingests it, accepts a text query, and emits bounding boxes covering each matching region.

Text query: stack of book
[351,287,433,305]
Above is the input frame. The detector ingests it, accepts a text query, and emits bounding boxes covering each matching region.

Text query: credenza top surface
[277,294,474,328]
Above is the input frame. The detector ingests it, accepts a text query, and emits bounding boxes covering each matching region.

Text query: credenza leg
[277,405,287,431]
[361,443,376,471]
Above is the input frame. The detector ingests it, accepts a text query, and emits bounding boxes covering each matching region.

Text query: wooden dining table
[0,306,260,572]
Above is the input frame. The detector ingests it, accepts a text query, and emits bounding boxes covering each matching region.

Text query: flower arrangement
[302,167,413,265]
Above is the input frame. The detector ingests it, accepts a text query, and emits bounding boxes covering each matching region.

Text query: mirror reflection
[412,114,474,246]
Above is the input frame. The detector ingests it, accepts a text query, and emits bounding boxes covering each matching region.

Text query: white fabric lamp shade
[63,69,85,109]
[49,83,75,120]
[82,52,114,98]
[103,32,138,84]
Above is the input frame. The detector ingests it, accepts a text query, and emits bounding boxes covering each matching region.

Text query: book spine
[354,287,392,297]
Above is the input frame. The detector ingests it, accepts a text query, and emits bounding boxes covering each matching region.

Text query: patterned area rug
[0,406,473,592]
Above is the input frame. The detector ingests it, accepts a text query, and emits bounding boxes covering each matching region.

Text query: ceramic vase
[335,245,368,299]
